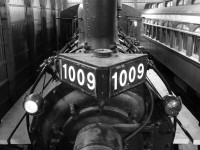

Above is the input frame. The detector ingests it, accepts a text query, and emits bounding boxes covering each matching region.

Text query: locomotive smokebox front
[26,0,176,149]
[82,0,118,49]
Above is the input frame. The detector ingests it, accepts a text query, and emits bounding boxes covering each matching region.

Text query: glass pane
[194,27,200,34]
[177,0,184,5]
[152,4,156,8]
[176,24,182,29]
[158,3,164,8]
[183,0,188,5]
[182,25,189,31]
[193,0,200,4]
[164,21,168,27]
[168,22,172,27]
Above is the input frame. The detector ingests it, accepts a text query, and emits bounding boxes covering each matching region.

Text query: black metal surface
[27,0,176,149]
[83,0,118,49]
[74,124,122,150]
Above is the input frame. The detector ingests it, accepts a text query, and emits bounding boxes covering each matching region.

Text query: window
[175,24,189,52]
[163,21,168,27]
[177,0,188,5]
[166,1,173,7]
[158,2,164,8]
[194,27,200,34]
[176,24,189,31]
[182,25,189,30]
[147,19,151,24]
[149,20,154,24]
[154,20,158,25]
[152,4,157,8]
[192,0,200,4]
[144,4,149,9]
[168,22,172,28]
[176,24,183,30]
[158,20,163,26]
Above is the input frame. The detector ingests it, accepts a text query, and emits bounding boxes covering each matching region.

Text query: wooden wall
[0,0,63,119]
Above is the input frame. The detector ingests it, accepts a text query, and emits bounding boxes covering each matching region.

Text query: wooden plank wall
[0,0,63,119]
[8,0,32,99]
[0,2,12,119]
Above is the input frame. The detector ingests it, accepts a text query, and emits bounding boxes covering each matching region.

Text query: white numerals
[129,66,136,82]
[63,64,67,79]
[137,63,144,79]
[62,62,145,92]
[62,64,95,90]
[87,72,95,90]
[119,70,127,87]
[77,69,85,86]
[112,63,145,90]
[69,66,75,82]
[112,72,117,90]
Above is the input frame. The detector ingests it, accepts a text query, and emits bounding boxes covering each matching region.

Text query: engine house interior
[0,0,200,150]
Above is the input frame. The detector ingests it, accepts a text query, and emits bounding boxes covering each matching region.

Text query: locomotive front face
[23,0,180,150]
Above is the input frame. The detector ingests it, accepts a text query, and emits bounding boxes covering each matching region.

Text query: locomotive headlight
[163,95,182,117]
[23,93,44,115]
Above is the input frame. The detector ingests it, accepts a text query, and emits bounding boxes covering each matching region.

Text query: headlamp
[163,95,182,117]
[23,93,44,115]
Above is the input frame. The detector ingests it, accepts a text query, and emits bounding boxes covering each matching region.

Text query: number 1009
[111,63,145,90]
[62,64,96,90]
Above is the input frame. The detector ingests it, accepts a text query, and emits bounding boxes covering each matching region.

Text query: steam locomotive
[22,0,182,149]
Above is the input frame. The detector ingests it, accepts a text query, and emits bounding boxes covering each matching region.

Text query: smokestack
[82,0,118,49]
[78,3,85,45]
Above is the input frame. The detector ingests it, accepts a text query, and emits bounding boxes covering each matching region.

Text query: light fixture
[23,93,45,115]
[162,95,182,117]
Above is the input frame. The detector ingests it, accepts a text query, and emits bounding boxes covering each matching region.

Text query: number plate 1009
[60,59,96,96]
[59,56,147,99]
[110,59,146,96]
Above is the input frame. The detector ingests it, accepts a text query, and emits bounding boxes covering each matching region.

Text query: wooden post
[170,30,175,48]
[178,33,183,51]
[186,35,193,57]
[26,1,37,78]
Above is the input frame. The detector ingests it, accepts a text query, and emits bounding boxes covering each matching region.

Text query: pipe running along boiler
[23,0,182,150]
